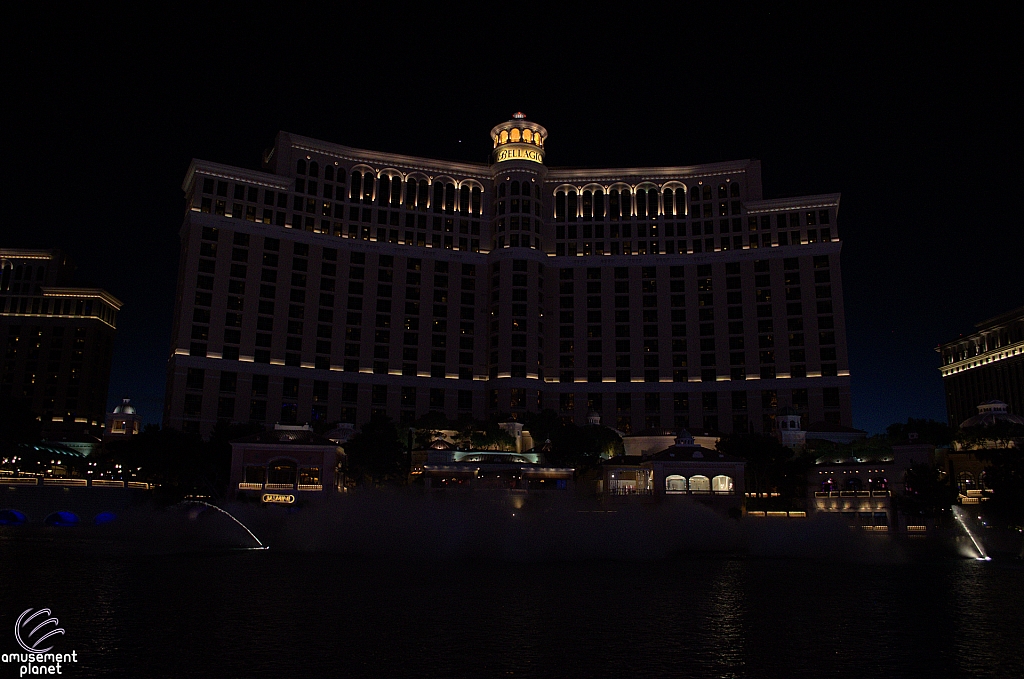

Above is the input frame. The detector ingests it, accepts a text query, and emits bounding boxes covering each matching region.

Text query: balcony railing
[0,477,148,489]
[607,488,652,496]
[666,489,736,496]
[1,477,39,486]
[43,478,88,486]
[815,490,890,498]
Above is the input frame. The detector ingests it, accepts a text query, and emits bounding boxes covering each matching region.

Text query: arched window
[666,474,687,494]
[336,168,347,188]
[593,190,605,219]
[350,171,362,201]
[309,161,319,177]
[712,475,734,493]
[391,176,401,205]
[471,186,482,215]
[499,130,508,144]
[445,183,456,214]
[296,159,307,174]
[614,188,631,219]
[566,189,578,222]
[581,191,593,219]
[689,475,710,493]
[511,181,520,195]
[378,176,391,206]
[417,181,429,211]
[730,182,740,197]
[555,190,566,221]
[609,190,620,220]
[511,128,521,142]
[663,188,675,217]
[636,189,647,218]
[718,183,727,199]
[460,186,470,213]
[362,173,374,204]
[498,183,506,198]
[324,166,334,182]
[957,471,975,495]
[523,129,533,142]
[405,178,417,209]
[433,182,444,212]
[267,459,297,487]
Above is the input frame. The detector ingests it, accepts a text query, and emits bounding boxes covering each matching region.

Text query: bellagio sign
[496,144,543,163]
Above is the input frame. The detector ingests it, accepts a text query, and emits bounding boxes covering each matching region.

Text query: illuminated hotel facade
[164,114,851,438]
[1,249,122,437]
[937,307,1024,427]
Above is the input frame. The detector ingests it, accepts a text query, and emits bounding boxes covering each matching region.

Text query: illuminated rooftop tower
[490,112,547,165]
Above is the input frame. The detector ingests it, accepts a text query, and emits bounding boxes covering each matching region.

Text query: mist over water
[3,493,1023,678]
[65,491,910,564]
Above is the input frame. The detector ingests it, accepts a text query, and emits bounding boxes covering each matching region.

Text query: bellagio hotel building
[164,114,851,438]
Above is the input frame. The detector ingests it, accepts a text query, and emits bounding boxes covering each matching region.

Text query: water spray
[951,505,990,561]
[176,500,269,550]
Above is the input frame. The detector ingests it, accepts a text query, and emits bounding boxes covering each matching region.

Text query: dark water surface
[2,538,1023,679]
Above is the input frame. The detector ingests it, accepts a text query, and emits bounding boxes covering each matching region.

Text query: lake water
[2,499,1022,678]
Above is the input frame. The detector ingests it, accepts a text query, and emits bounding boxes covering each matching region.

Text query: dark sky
[5,6,1020,434]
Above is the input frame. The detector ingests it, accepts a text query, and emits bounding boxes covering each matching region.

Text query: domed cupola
[490,112,547,165]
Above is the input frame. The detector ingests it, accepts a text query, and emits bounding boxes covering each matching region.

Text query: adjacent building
[599,430,745,515]
[229,423,343,501]
[164,114,851,438]
[104,398,143,440]
[0,248,122,437]
[937,306,1024,428]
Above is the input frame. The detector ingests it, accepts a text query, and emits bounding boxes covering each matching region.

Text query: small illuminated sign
[262,493,295,504]
[496,144,543,164]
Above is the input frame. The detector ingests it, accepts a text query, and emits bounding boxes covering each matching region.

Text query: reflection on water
[705,559,746,677]
[950,559,1019,678]
[1,541,1022,678]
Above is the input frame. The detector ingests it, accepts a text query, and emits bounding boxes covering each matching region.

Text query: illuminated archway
[665,475,687,494]
[688,475,710,493]
[711,475,734,493]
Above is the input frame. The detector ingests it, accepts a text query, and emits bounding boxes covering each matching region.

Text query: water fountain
[175,500,268,550]
[951,505,991,561]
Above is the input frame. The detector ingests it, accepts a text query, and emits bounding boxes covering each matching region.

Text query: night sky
[5,6,1019,434]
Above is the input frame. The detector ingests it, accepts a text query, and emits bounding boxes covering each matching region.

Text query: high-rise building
[937,307,1024,427]
[164,114,851,438]
[0,248,121,437]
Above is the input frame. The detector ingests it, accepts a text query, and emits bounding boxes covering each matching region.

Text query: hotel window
[186,368,205,390]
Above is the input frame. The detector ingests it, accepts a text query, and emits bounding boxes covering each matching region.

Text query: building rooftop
[648,445,743,463]
[232,425,338,446]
